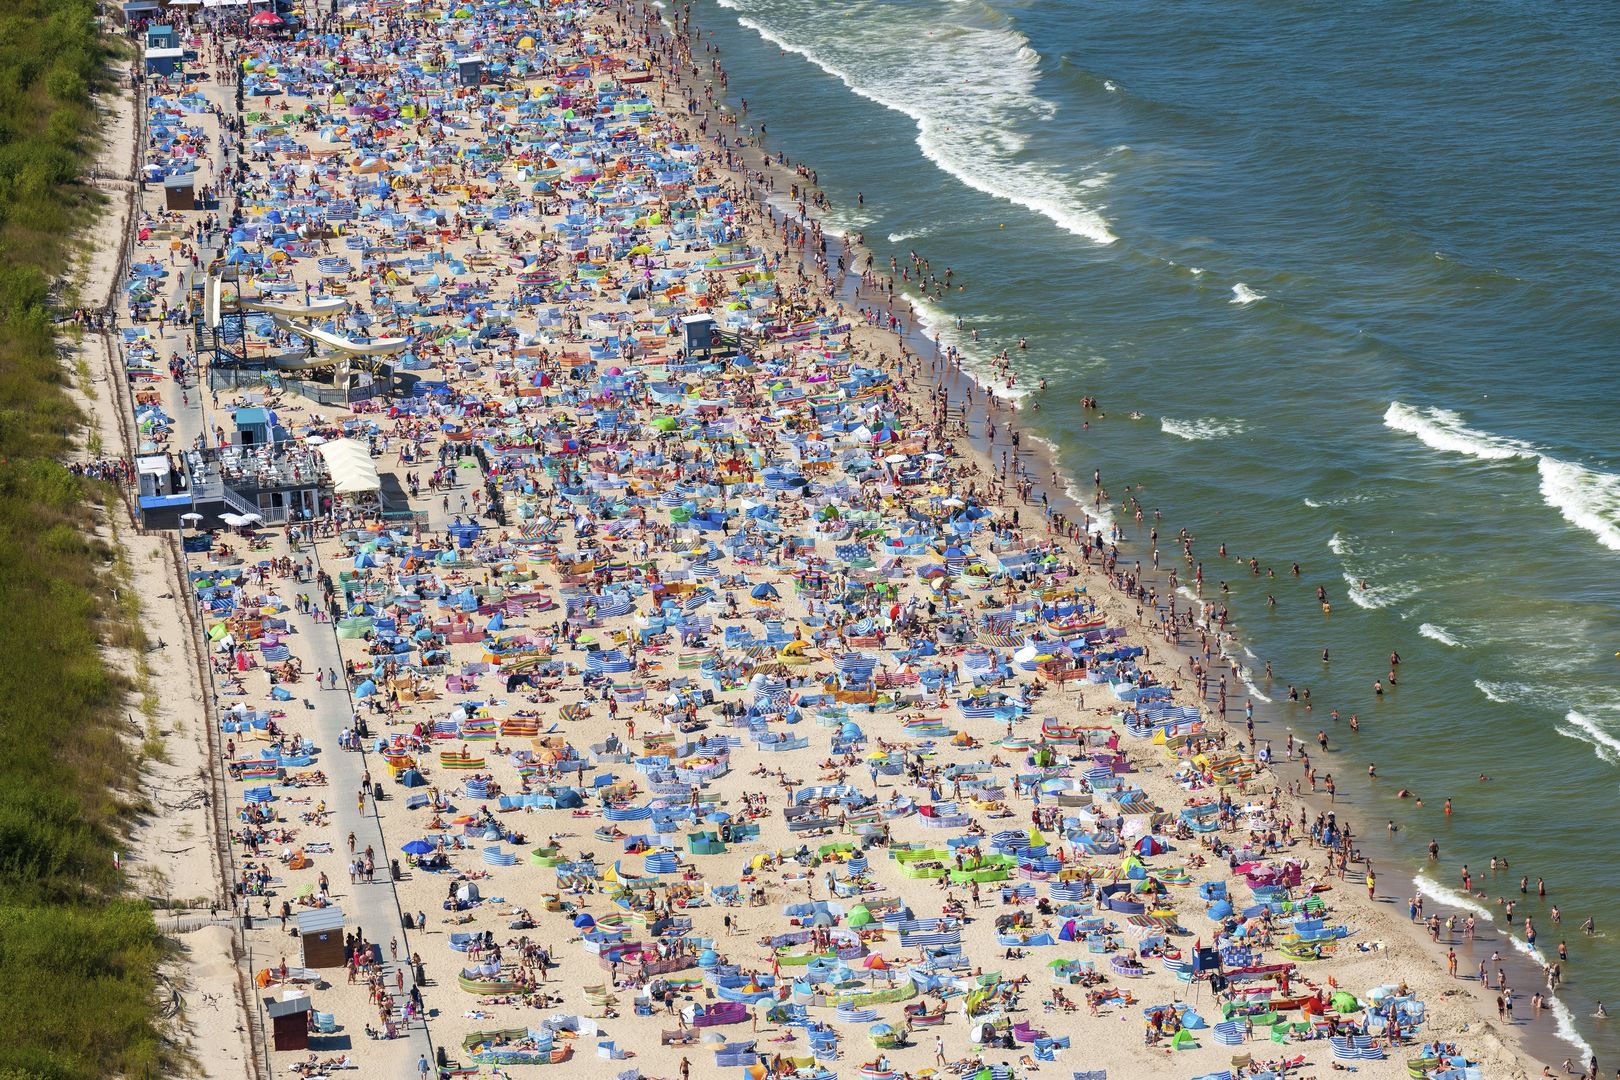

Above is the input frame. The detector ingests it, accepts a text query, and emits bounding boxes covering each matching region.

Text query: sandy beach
[93,2,1572,1080]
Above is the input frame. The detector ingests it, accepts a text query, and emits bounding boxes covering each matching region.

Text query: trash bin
[391,858,402,881]
[402,911,414,929]
[373,781,383,802]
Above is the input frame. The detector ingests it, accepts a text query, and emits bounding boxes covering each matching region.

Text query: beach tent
[318,438,381,495]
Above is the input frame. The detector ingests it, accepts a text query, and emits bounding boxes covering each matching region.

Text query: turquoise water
[689,0,1620,1059]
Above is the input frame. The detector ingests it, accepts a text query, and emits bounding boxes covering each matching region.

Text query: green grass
[0,1,167,1077]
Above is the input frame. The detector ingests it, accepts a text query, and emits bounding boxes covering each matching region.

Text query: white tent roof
[318,438,380,494]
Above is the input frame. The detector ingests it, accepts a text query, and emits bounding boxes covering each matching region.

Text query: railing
[206,365,379,405]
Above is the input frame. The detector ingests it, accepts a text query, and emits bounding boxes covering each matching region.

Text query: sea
[686,0,1620,1061]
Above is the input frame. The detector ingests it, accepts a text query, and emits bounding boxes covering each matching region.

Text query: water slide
[205,274,406,368]
[204,273,349,330]
[271,315,407,358]
[242,295,349,318]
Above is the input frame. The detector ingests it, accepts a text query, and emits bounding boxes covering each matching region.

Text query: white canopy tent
[317,438,380,495]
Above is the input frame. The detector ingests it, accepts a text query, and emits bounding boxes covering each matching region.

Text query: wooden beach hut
[296,906,345,968]
[264,993,312,1051]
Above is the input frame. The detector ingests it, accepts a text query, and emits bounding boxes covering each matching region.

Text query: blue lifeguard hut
[145,26,184,77]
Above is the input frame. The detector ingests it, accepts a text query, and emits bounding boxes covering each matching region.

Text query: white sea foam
[1548,994,1597,1058]
[1303,493,1374,510]
[1060,480,1116,537]
[886,229,928,243]
[1384,402,1620,551]
[1338,574,1415,610]
[1417,623,1462,647]
[1102,79,1118,93]
[817,203,877,236]
[1340,577,1378,609]
[1188,266,1205,276]
[1382,401,1535,462]
[1558,710,1620,765]
[1412,874,1493,921]
[909,294,1031,404]
[727,7,1116,245]
[1472,679,1526,704]
[1229,283,1265,305]
[1239,673,1273,704]
[1160,416,1246,441]
[1537,456,1620,553]
[1329,536,1411,610]
[1495,919,1598,1056]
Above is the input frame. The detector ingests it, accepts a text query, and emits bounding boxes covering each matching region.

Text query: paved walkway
[285,588,437,1071]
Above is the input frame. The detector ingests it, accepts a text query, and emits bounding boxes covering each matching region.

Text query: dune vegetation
[0,2,165,1076]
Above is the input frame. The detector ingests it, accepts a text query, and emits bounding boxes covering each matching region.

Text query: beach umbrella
[249,10,283,25]
[402,839,434,855]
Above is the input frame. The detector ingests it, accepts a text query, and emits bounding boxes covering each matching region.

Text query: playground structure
[199,269,409,400]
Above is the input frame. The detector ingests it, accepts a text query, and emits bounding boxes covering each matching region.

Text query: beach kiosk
[135,453,191,529]
[264,993,313,1051]
[296,907,345,968]
[121,0,160,24]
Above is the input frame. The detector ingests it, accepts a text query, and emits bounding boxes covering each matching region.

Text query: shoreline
[661,1,1575,1069]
